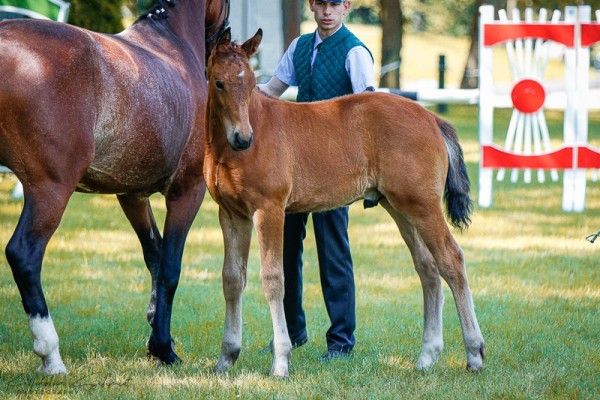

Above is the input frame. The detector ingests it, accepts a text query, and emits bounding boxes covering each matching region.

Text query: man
[258,0,375,361]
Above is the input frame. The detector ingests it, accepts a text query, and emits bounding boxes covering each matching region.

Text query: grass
[0,105,599,399]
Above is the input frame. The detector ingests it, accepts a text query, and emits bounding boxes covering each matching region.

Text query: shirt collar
[313,24,344,50]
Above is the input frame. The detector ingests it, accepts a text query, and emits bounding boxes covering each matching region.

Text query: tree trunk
[281,0,303,49]
[460,0,486,89]
[379,0,403,89]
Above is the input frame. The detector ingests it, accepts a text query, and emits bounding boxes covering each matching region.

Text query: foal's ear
[242,28,262,58]
[216,27,232,49]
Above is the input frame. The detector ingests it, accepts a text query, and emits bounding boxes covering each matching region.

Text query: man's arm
[257,76,290,98]
[346,46,376,93]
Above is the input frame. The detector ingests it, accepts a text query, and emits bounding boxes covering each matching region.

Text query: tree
[282,0,303,49]
[68,0,124,33]
[460,0,485,89]
[379,0,403,89]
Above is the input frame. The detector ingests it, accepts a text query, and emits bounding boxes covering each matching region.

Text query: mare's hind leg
[214,208,253,373]
[381,200,445,370]
[6,185,73,374]
[117,194,162,325]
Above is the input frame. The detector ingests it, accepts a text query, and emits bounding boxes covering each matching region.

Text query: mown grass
[0,106,599,399]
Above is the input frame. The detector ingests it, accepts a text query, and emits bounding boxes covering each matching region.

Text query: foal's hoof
[214,357,234,373]
[269,365,289,379]
[466,343,485,372]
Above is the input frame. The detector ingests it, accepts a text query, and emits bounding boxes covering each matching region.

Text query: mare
[0,0,228,374]
[205,29,485,377]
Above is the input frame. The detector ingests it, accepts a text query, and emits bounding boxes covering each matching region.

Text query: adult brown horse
[205,29,485,377]
[0,0,228,374]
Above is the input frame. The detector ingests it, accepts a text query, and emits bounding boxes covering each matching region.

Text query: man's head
[309,0,350,39]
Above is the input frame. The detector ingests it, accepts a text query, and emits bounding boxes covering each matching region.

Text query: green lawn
[0,106,599,399]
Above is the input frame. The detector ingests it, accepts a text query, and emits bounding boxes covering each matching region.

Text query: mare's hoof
[38,359,67,375]
[147,338,181,365]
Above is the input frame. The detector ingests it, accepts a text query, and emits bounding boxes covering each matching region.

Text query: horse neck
[132,0,207,63]
[166,0,206,59]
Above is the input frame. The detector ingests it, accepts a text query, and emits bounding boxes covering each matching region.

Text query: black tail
[437,117,473,231]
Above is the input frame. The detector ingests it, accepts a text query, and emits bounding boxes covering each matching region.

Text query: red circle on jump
[511,79,546,114]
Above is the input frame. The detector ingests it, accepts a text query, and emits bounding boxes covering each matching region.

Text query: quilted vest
[293,25,372,102]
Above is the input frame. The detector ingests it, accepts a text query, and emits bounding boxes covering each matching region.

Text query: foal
[205,28,485,377]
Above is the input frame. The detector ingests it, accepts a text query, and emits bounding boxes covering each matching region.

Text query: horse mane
[134,0,176,24]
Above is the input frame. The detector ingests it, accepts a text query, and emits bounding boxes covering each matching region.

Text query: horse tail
[436,116,473,231]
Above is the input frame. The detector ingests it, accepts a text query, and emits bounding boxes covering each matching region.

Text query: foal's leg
[214,208,253,373]
[253,208,291,378]
[6,185,73,374]
[405,206,484,371]
[117,194,162,325]
[381,201,445,370]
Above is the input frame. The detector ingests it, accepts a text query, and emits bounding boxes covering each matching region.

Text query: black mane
[135,0,176,24]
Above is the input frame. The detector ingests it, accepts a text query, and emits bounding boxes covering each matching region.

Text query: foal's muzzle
[230,130,254,151]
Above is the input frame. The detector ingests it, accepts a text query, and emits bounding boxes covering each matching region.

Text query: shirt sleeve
[273,37,299,87]
[346,46,376,93]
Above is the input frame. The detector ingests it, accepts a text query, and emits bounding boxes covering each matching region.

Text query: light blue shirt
[273,27,375,94]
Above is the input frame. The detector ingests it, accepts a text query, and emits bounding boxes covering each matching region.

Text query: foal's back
[250,91,449,212]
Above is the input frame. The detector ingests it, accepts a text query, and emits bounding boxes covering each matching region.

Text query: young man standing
[258,0,375,361]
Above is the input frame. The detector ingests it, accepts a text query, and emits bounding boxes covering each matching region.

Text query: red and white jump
[478,5,600,212]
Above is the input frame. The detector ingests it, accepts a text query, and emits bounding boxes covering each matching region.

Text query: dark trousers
[282,206,356,352]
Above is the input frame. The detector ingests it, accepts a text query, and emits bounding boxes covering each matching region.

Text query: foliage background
[67,0,124,33]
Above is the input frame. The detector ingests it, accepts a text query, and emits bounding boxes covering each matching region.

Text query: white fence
[478,5,600,212]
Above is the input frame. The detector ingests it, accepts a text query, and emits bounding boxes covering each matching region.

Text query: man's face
[309,0,350,37]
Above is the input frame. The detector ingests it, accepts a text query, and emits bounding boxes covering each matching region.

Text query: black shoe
[261,337,308,354]
[318,349,353,362]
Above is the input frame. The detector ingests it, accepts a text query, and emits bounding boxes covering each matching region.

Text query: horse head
[207,27,262,151]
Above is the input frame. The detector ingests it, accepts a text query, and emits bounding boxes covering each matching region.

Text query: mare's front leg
[117,194,162,325]
[147,183,206,364]
[215,208,253,373]
[253,208,291,378]
[6,185,73,374]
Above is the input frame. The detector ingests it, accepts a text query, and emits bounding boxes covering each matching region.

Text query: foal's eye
[215,80,225,90]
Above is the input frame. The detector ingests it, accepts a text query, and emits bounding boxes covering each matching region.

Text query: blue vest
[293,25,372,102]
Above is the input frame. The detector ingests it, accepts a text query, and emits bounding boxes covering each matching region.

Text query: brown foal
[205,28,485,377]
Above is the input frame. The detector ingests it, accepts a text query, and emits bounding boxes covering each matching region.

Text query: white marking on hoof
[466,342,485,372]
[29,315,67,375]
[415,341,443,370]
[270,363,289,378]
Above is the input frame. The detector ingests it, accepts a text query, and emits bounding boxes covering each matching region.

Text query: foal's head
[207,28,262,151]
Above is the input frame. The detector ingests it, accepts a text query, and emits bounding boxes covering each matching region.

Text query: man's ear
[242,28,262,58]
